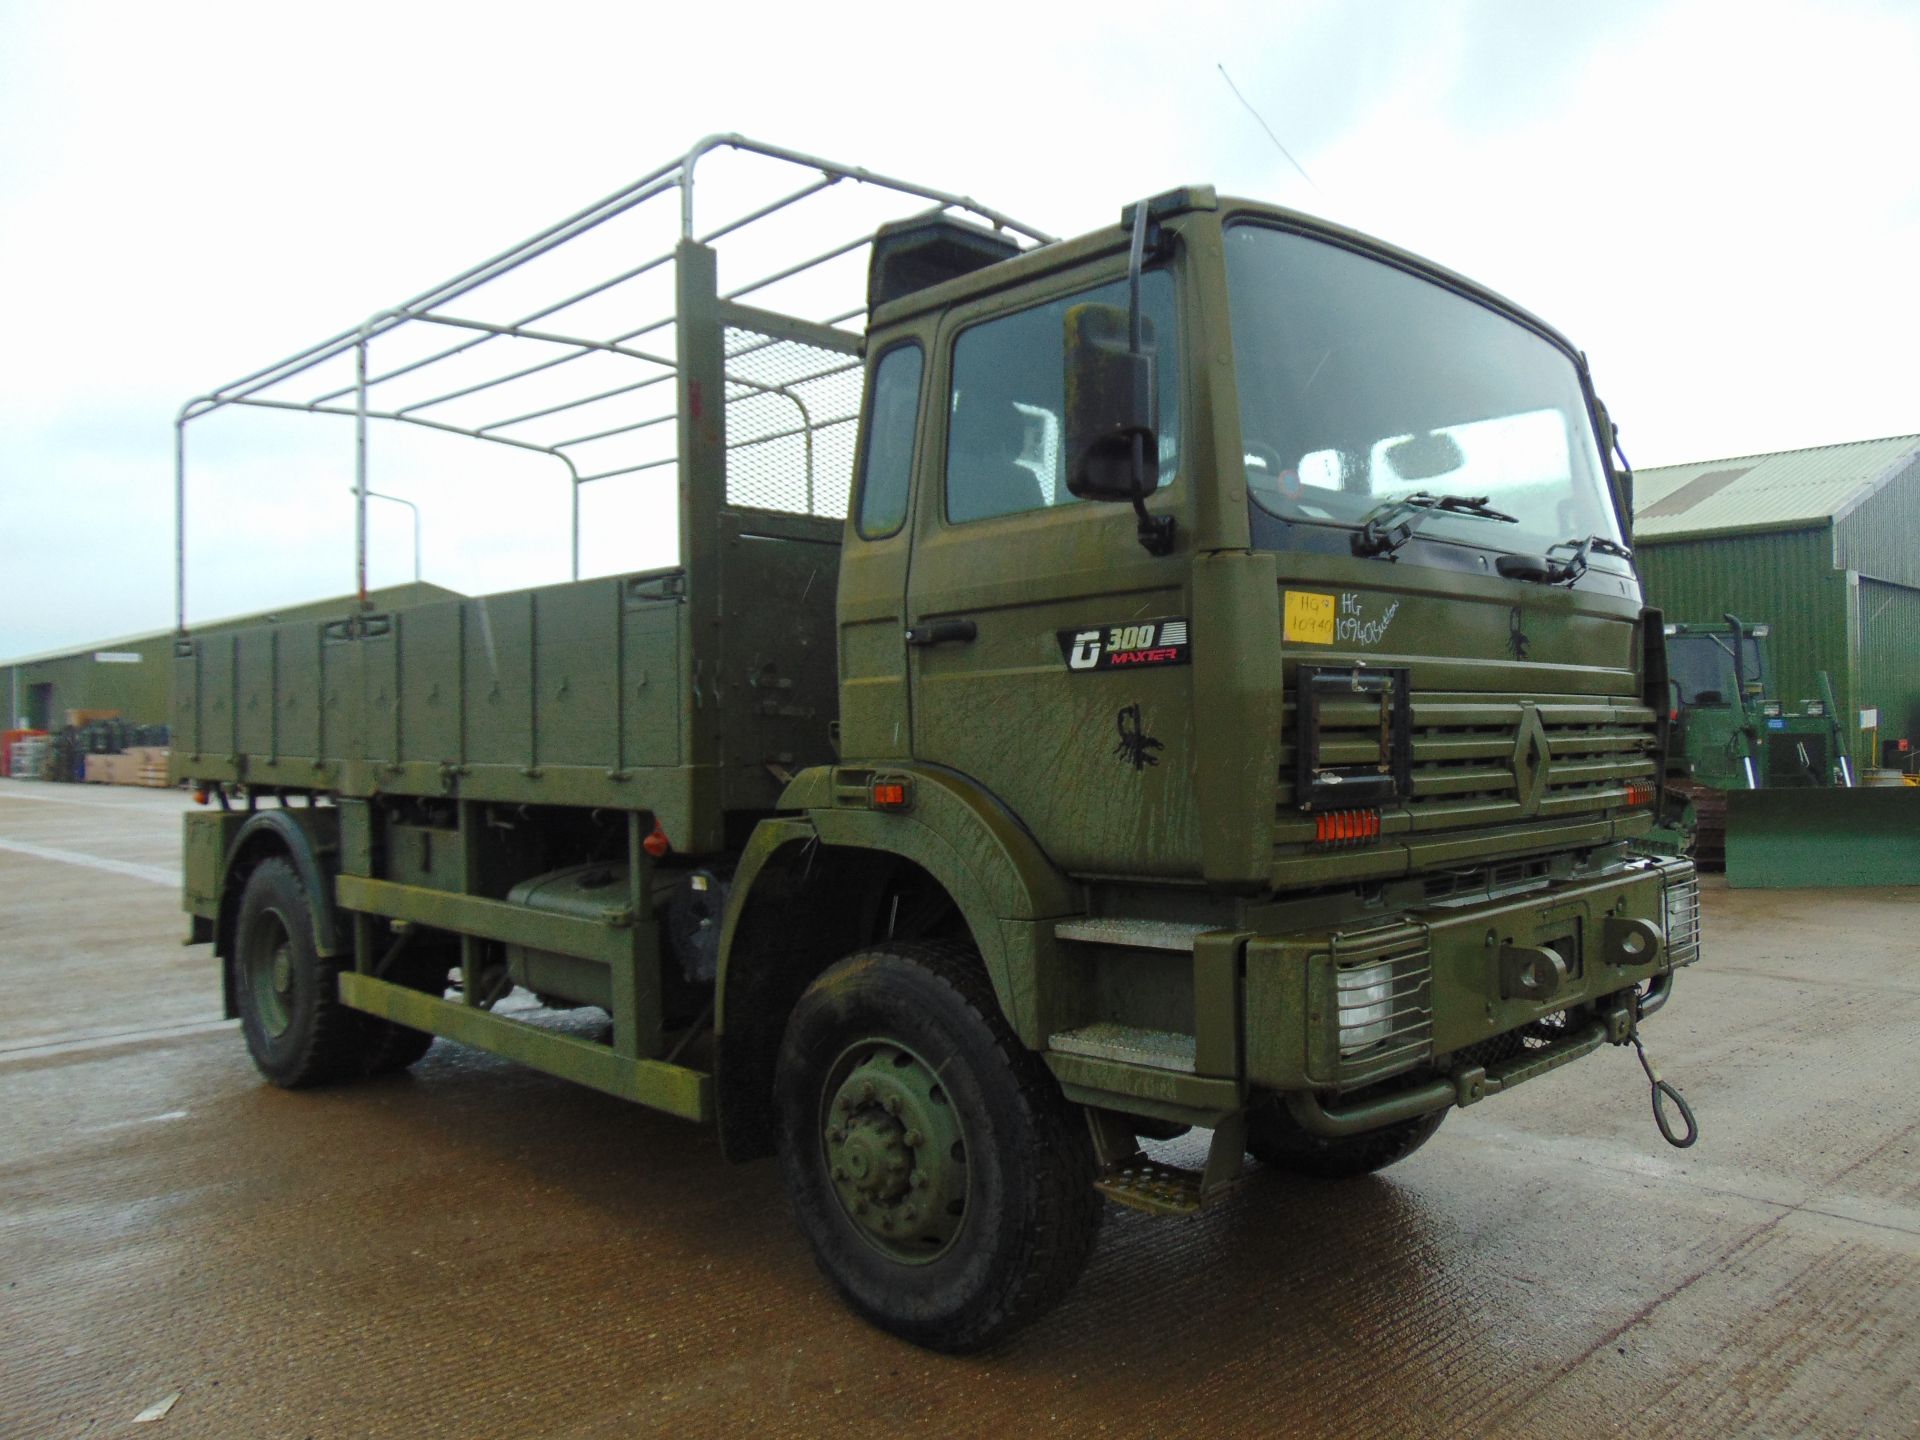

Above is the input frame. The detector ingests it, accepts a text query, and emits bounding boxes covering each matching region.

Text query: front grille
[1275,694,1658,862]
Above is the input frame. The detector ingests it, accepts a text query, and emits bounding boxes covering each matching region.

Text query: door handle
[905,619,978,648]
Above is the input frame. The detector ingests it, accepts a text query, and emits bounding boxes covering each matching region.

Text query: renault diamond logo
[1512,706,1550,815]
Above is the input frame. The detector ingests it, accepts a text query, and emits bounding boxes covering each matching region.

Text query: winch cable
[1625,988,1699,1148]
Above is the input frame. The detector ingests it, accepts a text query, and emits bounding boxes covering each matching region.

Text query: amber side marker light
[871,780,911,811]
[642,821,671,858]
[1626,782,1656,808]
[1314,808,1381,845]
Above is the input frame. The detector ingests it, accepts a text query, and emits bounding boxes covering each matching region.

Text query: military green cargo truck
[174,136,1699,1350]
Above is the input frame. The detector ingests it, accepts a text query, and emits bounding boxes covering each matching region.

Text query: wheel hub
[822,1044,969,1262]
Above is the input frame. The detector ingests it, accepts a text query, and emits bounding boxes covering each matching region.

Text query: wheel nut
[861,1081,875,1100]
[903,1129,923,1147]
[885,1096,902,1116]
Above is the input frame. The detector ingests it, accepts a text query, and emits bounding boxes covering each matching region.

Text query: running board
[1053,918,1211,952]
[1049,1022,1197,1073]
[337,972,711,1122]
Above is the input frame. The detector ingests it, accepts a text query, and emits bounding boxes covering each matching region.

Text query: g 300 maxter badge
[1058,617,1190,672]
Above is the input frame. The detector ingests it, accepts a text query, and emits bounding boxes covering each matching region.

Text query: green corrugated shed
[1634,434,1920,763]
[3,584,462,734]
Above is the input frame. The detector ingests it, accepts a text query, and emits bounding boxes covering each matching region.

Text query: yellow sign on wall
[1283,590,1336,645]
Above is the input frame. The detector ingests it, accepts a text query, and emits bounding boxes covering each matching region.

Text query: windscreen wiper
[1536,533,1633,585]
[1351,491,1519,558]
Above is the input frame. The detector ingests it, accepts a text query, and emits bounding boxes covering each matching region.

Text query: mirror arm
[1125,200,1175,557]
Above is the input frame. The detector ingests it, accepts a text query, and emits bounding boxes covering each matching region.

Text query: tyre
[362,1016,436,1076]
[232,857,369,1088]
[1245,1098,1447,1179]
[774,941,1102,1352]
[361,944,450,1077]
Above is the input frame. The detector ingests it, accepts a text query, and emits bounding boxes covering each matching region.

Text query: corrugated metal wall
[2,641,173,730]
[1636,525,1859,741]
[1834,454,1920,588]
[1856,578,1920,748]
[1638,523,1920,761]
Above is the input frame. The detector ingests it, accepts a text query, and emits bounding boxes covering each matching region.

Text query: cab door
[904,266,1199,876]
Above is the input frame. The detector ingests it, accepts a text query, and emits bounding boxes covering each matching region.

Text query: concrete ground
[2,777,1916,1440]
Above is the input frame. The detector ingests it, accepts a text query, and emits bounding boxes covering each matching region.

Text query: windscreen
[1668,632,1769,706]
[1224,223,1622,562]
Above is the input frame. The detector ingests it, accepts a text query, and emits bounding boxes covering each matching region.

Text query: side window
[946,271,1179,524]
[855,343,924,539]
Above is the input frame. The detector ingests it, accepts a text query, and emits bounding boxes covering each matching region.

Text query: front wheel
[774,942,1102,1352]
[1245,1098,1448,1179]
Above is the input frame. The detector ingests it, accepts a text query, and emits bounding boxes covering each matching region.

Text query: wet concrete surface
[2,776,1916,1438]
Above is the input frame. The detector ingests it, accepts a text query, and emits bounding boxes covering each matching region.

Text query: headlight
[1337,960,1397,1054]
[1662,873,1701,967]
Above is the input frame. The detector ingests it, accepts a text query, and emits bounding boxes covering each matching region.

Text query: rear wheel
[774,941,1102,1352]
[232,858,368,1088]
[1245,1098,1447,1179]
[361,942,451,1076]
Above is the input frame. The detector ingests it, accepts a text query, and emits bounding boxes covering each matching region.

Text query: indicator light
[642,821,671,858]
[871,780,910,811]
[1626,782,1655,808]
[1314,808,1381,845]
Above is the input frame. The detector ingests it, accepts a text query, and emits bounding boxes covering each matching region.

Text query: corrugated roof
[1633,433,1920,540]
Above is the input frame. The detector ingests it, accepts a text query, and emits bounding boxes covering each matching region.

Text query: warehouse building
[3,584,461,734]
[1632,433,1920,765]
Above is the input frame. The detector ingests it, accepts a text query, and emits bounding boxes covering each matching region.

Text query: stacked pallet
[82,746,173,787]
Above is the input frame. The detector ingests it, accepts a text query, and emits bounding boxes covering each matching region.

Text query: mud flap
[1726,787,1920,887]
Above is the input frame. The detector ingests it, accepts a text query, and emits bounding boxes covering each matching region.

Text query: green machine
[1656,615,1854,866]
[172,136,1699,1351]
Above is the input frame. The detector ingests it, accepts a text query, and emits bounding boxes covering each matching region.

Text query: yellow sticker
[1283,590,1336,645]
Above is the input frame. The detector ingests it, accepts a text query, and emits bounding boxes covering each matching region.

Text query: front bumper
[1244,856,1698,1115]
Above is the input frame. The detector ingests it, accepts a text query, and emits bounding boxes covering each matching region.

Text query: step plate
[1049,1022,1198,1073]
[1053,918,1211,952]
[1095,1157,1204,1217]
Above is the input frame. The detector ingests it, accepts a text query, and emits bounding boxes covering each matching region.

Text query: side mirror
[1064,302,1157,501]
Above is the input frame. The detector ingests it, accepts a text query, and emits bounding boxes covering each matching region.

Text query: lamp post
[349,487,422,586]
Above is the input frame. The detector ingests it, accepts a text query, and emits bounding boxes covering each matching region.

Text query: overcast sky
[2,0,1915,658]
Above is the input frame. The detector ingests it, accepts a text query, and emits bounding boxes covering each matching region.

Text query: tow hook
[1618,988,1699,1149]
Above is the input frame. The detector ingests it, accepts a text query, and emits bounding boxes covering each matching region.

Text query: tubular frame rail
[173,134,1053,632]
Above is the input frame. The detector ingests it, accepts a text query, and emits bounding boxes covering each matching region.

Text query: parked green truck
[174,137,1699,1350]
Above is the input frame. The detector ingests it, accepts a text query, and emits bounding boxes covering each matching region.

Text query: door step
[1095,1156,1205,1216]
[1053,918,1211,952]
[1087,1109,1249,1218]
[1048,1021,1197,1073]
